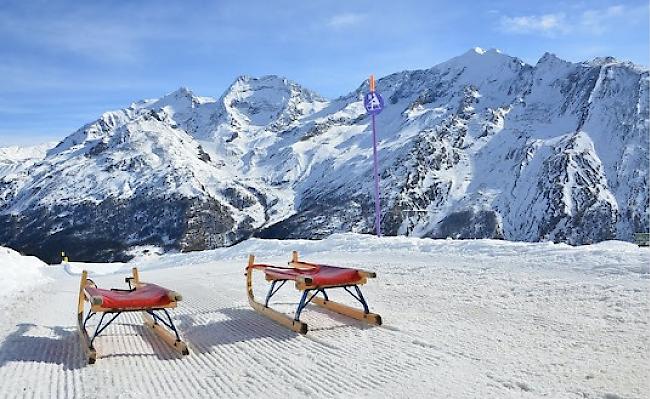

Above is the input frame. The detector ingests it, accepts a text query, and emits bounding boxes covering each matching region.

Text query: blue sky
[0,0,648,146]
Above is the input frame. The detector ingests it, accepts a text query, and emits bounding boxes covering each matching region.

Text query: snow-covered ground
[0,247,54,301]
[0,234,647,398]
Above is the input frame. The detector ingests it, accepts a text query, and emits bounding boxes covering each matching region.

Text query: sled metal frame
[76,267,189,364]
[246,251,382,334]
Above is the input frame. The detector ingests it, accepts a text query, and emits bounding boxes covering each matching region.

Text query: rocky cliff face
[1,49,647,262]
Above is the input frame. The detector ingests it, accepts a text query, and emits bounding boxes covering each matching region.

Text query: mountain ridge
[1,48,647,262]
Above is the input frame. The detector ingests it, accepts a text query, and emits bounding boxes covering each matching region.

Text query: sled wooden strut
[77,270,97,364]
[246,255,308,333]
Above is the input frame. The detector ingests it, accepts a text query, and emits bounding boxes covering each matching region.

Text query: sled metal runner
[76,267,189,364]
[246,251,382,334]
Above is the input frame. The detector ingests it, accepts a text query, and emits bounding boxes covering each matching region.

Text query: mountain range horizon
[1,47,648,263]
[7,46,649,149]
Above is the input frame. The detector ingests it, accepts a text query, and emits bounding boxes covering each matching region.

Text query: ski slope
[0,234,647,398]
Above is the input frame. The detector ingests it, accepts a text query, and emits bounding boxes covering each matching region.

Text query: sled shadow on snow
[176,306,376,354]
[95,324,186,362]
[0,323,86,370]
[0,323,187,368]
[175,307,295,354]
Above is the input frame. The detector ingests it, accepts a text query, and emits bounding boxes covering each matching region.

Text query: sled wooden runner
[246,251,382,334]
[76,268,188,364]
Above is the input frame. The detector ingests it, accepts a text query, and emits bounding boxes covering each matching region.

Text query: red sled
[76,268,189,364]
[246,251,382,334]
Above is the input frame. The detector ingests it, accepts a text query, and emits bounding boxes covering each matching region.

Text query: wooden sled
[77,268,189,364]
[246,251,382,334]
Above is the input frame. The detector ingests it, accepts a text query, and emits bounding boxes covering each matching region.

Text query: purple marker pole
[371,112,381,237]
[364,75,384,237]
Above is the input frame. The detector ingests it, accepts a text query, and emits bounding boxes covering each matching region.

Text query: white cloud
[581,5,626,34]
[500,13,568,35]
[498,4,645,37]
[326,13,366,29]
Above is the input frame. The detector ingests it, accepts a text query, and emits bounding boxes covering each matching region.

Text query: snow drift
[0,246,50,301]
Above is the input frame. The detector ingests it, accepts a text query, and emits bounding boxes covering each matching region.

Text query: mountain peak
[228,75,296,92]
[149,86,216,115]
[587,56,619,67]
[461,47,505,57]
[160,86,196,101]
[538,52,559,61]
[447,47,522,66]
[223,74,325,105]
[233,75,252,84]
[177,86,194,96]
[432,47,527,77]
[536,52,567,64]
[210,74,328,133]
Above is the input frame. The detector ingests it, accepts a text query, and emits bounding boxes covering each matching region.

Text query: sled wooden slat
[143,312,189,355]
[311,296,382,325]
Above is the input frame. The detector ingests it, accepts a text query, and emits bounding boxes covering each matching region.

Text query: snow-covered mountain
[0,142,56,210]
[1,48,647,262]
[0,142,55,177]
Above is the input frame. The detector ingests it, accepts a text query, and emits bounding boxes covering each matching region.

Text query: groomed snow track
[0,237,648,398]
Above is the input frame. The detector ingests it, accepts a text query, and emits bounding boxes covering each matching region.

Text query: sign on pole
[364,75,383,237]
[364,91,384,115]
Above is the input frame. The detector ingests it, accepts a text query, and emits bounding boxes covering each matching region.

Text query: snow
[0,141,56,179]
[63,261,126,276]
[0,247,52,303]
[0,142,56,163]
[0,234,647,398]
[1,49,647,262]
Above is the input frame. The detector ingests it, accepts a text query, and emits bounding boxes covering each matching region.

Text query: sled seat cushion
[263,265,363,286]
[85,283,175,309]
